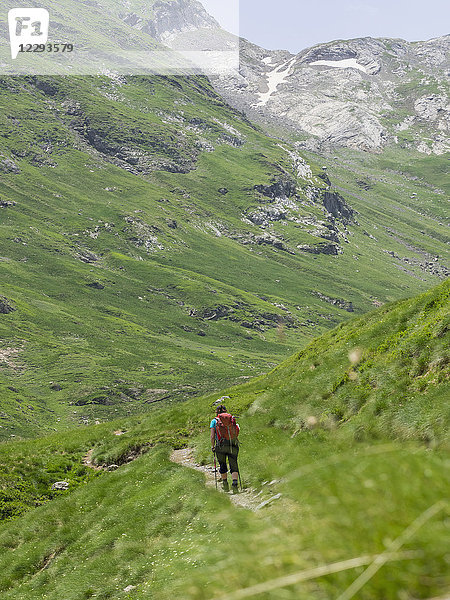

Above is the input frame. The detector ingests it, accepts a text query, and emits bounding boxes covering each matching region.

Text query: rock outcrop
[0,297,15,314]
[120,0,219,45]
[322,191,355,224]
[254,176,297,200]
[313,292,354,312]
[297,242,339,255]
[0,157,20,173]
[189,302,297,331]
[51,481,69,491]
[0,200,16,208]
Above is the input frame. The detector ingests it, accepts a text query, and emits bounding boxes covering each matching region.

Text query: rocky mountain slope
[29,0,446,153]
[213,35,450,154]
[1,70,447,438]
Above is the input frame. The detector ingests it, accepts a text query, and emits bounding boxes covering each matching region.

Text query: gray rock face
[120,0,219,46]
[212,35,450,153]
[0,157,20,173]
[0,296,15,314]
[75,250,100,264]
[322,191,355,224]
[297,242,339,255]
[414,94,448,123]
[0,200,16,208]
[313,292,354,312]
[86,281,105,290]
[247,205,287,226]
[254,176,297,200]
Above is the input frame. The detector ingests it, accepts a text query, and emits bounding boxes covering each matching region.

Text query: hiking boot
[232,480,239,494]
[222,479,229,492]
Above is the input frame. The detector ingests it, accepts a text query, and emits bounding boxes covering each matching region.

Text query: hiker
[210,404,240,493]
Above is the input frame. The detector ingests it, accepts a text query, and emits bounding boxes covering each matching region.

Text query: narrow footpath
[83,446,281,512]
[170,448,281,512]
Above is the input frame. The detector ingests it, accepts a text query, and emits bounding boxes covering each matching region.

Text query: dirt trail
[83,449,104,471]
[83,445,280,511]
[170,448,280,512]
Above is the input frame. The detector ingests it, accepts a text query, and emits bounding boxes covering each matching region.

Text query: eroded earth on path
[170,448,281,512]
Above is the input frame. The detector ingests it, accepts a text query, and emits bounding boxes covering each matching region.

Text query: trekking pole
[213,450,217,490]
[237,439,243,490]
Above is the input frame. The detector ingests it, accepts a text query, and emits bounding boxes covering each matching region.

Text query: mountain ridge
[212,34,450,154]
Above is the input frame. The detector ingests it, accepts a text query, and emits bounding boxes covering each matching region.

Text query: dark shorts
[215,440,239,474]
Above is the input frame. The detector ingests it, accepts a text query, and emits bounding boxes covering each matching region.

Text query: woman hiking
[210,404,240,493]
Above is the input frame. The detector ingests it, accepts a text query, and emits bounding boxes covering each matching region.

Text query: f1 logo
[8,8,49,59]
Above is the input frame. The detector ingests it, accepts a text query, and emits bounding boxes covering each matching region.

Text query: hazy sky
[201,0,449,53]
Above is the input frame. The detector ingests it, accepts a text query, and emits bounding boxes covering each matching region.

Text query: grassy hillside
[1,74,448,439]
[0,281,448,599]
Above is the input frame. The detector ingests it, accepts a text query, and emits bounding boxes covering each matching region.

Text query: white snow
[262,56,274,65]
[256,57,296,106]
[309,58,367,73]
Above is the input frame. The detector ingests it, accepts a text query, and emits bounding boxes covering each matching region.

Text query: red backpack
[215,413,239,443]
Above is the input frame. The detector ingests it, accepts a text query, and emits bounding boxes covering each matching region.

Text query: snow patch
[309,58,367,73]
[256,57,296,106]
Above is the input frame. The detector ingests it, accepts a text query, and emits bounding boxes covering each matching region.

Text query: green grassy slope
[0,281,448,600]
[1,74,448,439]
